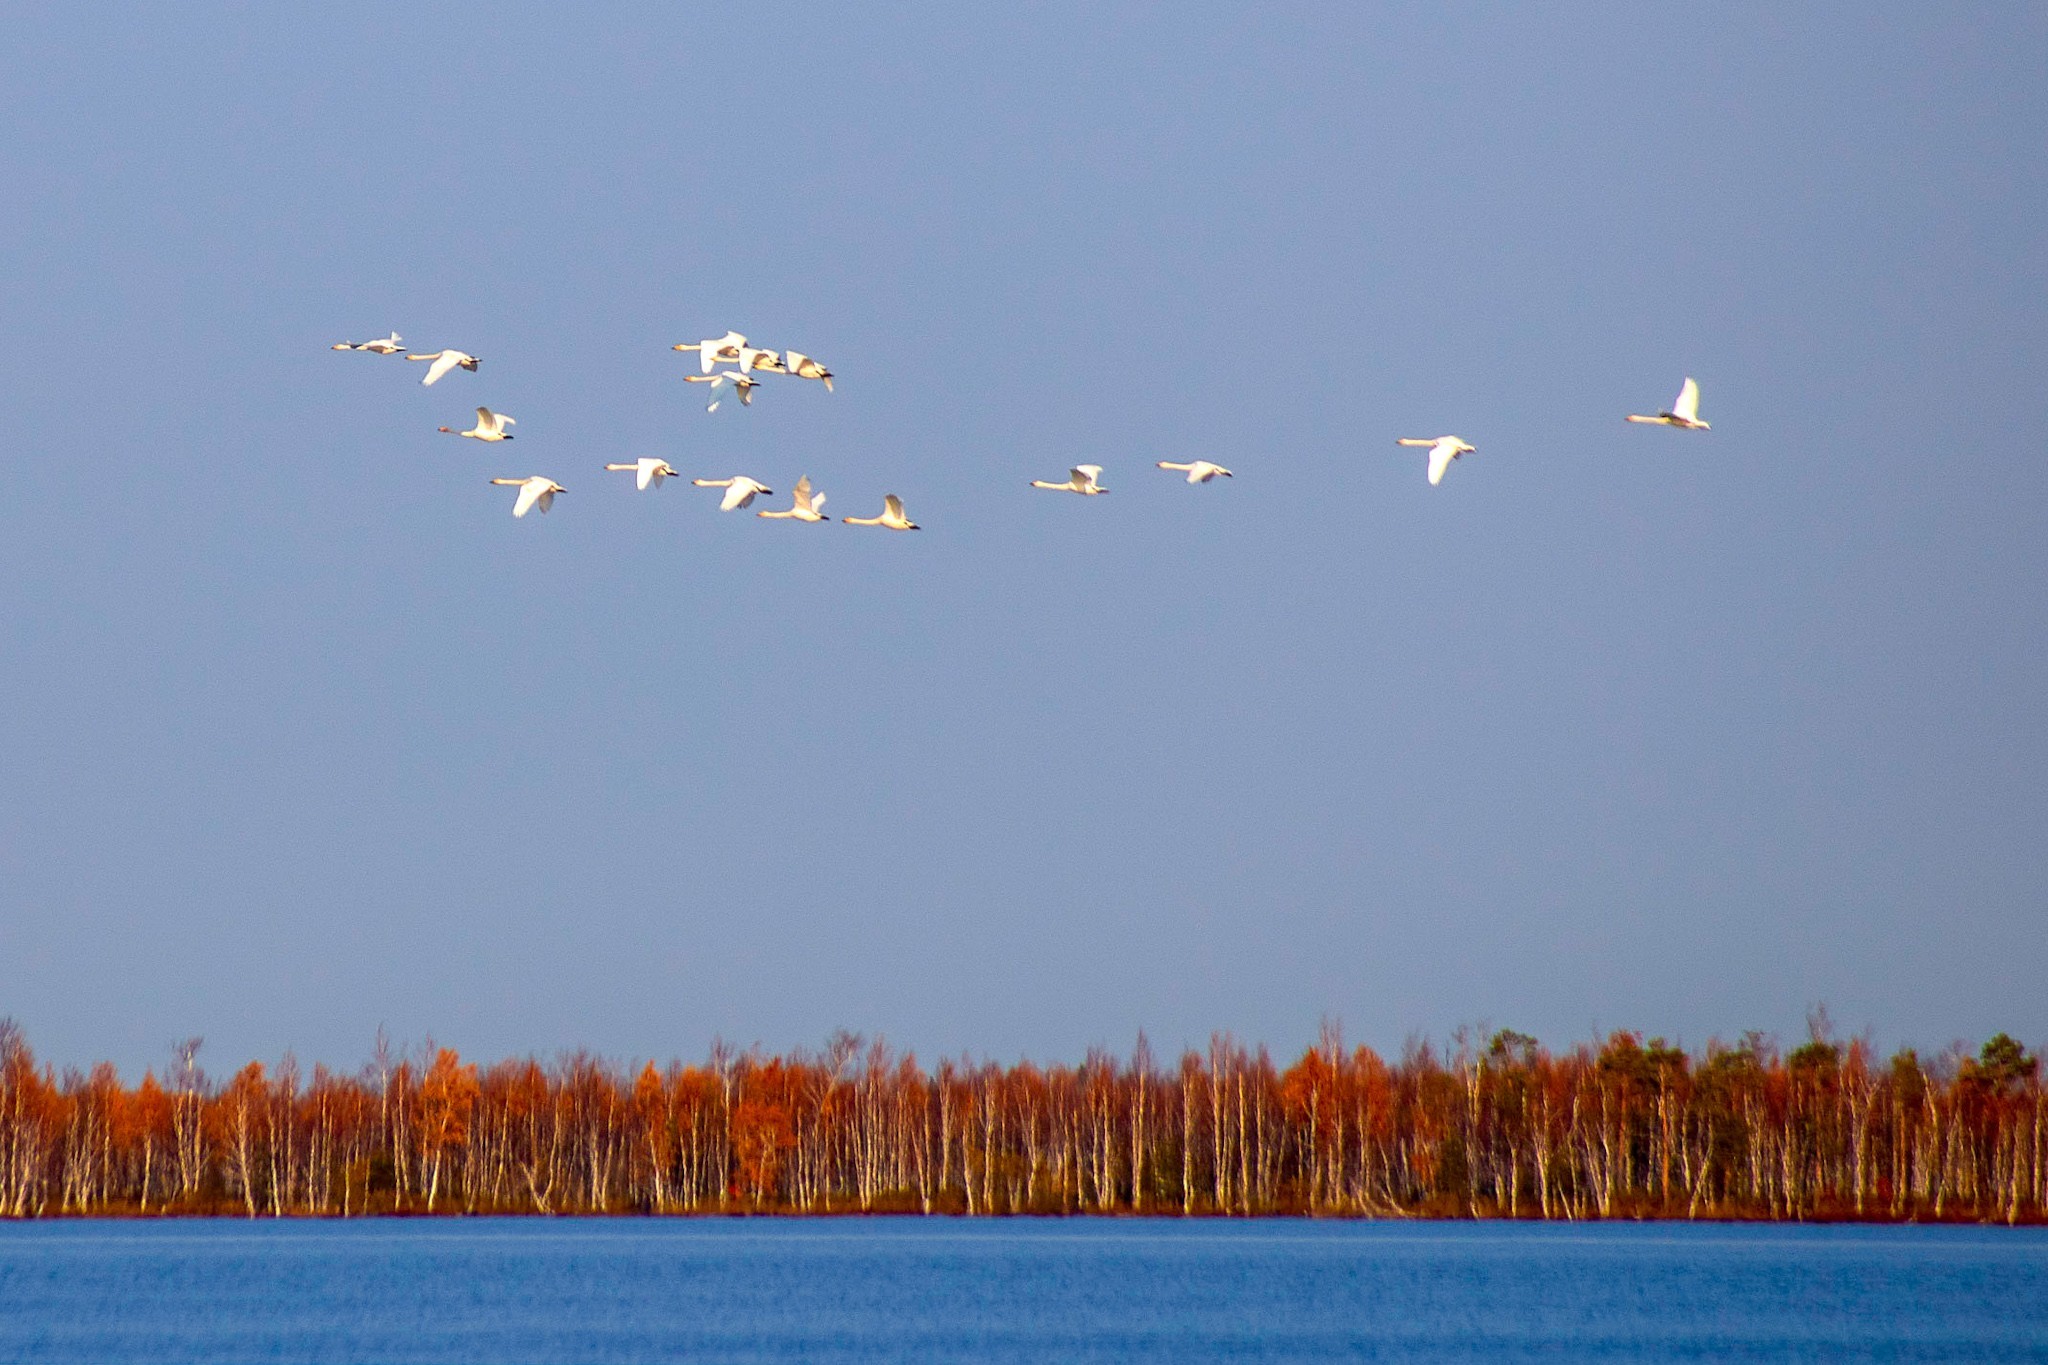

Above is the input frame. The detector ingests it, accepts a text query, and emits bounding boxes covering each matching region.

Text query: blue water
[0,1219,2043,1363]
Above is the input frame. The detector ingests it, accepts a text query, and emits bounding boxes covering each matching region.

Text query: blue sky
[2,6,2043,1078]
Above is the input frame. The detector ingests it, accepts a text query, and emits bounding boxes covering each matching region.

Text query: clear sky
[2,6,2043,1079]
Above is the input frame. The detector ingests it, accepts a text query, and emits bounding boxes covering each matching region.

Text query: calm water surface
[1,1218,2043,1363]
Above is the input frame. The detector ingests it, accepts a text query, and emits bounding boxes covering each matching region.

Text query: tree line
[0,1017,2040,1221]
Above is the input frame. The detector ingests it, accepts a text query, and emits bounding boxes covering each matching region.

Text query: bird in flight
[1032,465,1108,495]
[331,332,404,354]
[757,475,829,522]
[1396,436,1475,485]
[1627,378,1710,430]
[490,476,565,518]
[683,370,759,412]
[783,351,835,392]
[406,350,480,386]
[604,458,680,490]
[439,407,516,442]
[1157,460,1233,484]
[672,331,747,374]
[843,494,920,531]
[692,475,774,511]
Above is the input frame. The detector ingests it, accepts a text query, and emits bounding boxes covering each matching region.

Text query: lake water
[1,1219,2043,1362]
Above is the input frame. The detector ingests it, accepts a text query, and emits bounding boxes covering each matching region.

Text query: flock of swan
[331,329,1713,520]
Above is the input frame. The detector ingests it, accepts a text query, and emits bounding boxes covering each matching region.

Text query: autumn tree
[416,1048,479,1213]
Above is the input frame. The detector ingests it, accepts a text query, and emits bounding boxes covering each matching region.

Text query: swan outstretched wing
[1673,377,1700,424]
[682,373,724,409]
[688,371,751,410]
[721,479,767,511]
[1428,442,1456,485]
[421,352,461,386]
[884,494,905,520]
[787,352,834,389]
[698,332,743,372]
[512,480,547,517]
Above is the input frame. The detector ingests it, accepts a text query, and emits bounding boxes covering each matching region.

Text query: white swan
[1032,465,1108,494]
[331,332,403,354]
[843,494,919,531]
[1156,460,1233,484]
[406,349,479,386]
[783,351,834,391]
[439,407,516,442]
[734,344,784,373]
[757,474,829,521]
[683,370,759,411]
[672,331,746,374]
[605,458,679,490]
[1627,378,1710,430]
[490,476,565,518]
[692,475,773,511]
[1396,436,1475,485]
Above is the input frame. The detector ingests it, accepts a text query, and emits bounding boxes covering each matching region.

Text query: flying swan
[1626,378,1710,430]
[683,370,759,412]
[331,333,403,354]
[672,331,747,374]
[757,475,829,521]
[604,458,680,490]
[1396,436,1475,485]
[783,351,835,391]
[692,475,774,511]
[490,476,565,518]
[843,494,920,530]
[406,350,480,386]
[1032,465,1108,494]
[439,407,516,441]
[1156,460,1233,483]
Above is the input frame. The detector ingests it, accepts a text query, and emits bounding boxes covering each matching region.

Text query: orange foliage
[0,1018,2041,1221]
